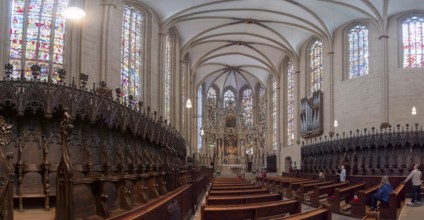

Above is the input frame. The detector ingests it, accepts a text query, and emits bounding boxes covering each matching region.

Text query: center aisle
[191,174,361,220]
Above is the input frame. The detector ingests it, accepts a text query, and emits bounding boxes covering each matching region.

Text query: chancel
[0,0,423,220]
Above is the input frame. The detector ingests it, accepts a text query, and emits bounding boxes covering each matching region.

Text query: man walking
[403,164,423,205]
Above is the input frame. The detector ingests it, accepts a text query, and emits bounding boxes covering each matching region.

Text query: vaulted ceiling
[139,0,423,93]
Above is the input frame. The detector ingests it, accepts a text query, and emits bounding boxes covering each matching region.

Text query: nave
[192,173,424,220]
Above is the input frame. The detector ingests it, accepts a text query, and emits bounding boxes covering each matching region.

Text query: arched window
[272,77,277,150]
[121,5,144,103]
[241,88,253,127]
[10,0,69,81]
[207,87,217,124]
[347,24,368,78]
[258,85,266,123]
[164,30,174,120]
[402,15,424,68]
[287,59,295,145]
[197,85,203,152]
[308,39,323,93]
[207,87,217,107]
[223,89,235,108]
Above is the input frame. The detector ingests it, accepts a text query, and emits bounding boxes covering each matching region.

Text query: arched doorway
[285,157,292,173]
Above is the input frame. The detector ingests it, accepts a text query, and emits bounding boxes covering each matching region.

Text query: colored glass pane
[287,59,294,145]
[309,40,322,93]
[272,77,277,150]
[258,86,265,123]
[242,89,253,127]
[402,16,424,68]
[223,89,235,108]
[164,31,173,120]
[10,0,68,80]
[197,85,203,152]
[121,5,144,105]
[207,87,217,124]
[348,24,368,78]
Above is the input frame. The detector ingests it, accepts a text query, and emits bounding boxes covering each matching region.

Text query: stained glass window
[258,86,266,123]
[121,5,144,103]
[272,77,277,150]
[10,0,68,81]
[223,89,235,108]
[348,24,368,78]
[164,30,174,120]
[241,89,253,127]
[197,85,203,152]
[402,15,424,68]
[309,40,323,93]
[287,59,295,145]
[207,87,217,124]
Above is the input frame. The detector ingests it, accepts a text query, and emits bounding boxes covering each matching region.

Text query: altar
[217,164,245,177]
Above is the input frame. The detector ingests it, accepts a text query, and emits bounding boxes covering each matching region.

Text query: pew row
[379,183,405,220]
[296,181,335,203]
[270,207,332,220]
[310,182,349,207]
[210,185,260,191]
[350,184,380,217]
[201,200,301,220]
[327,182,365,213]
[206,193,283,205]
[286,180,319,199]
[208,188,270,196]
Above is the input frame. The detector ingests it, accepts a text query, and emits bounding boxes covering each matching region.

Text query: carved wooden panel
[0,80,189,218]
[301,124,424,176]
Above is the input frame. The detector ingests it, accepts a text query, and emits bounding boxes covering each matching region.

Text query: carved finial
[59,109,73,150]
[0,115,13,146]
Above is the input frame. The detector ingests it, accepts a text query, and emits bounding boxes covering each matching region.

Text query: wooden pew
[211,182,252,186]
[210,185,260,191]
[208,188,270,196]
[275,178,308,193]
[213,178,246,183]
[270,207,332,220]
[379,183,405,220]
[286,180,319,199]
[297,181,335,203]
[350,184,379,217]
[327,182,365,213]
[310,182,349,207]
[206,193,283,205]
[201,200,301,220]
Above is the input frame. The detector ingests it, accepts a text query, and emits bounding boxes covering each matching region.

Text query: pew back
[379,183,405,220]
[270,207,331,220]
[201,200,301,220]
[206,193,283,205]
[208,188,270,196]
[350,184,379,217]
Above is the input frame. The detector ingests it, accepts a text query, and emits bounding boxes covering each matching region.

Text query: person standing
[403,164,423,205]
[318,172,325,182]
[338,165,347,182]
[370,176,393,211]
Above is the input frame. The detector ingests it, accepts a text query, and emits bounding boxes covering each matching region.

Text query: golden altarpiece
[197,100,266,175]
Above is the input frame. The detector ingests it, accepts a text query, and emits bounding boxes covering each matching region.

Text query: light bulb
[334,120,338,127]
[412,106,417,115]
[186,98,192,108]
[62,7,86,20]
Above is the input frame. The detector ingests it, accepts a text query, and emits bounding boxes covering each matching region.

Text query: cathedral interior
[0,0,424,219]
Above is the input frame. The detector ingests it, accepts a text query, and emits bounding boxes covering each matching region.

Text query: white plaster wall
[279,12,424,174]
[387,13,424,126]
[80,0,102,87]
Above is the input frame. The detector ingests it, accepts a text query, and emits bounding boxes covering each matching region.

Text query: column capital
[378,35,389,40]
